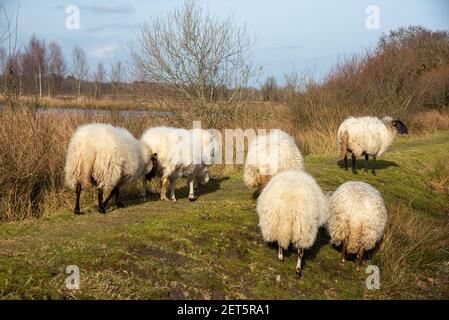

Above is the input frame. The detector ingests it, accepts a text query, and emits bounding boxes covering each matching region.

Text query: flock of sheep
[64,115,408,279]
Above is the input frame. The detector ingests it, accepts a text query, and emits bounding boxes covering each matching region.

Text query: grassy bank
[0,131,447,299]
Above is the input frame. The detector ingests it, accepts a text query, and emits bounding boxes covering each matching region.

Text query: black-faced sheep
[337,116,408,175]
[65,123,157,214]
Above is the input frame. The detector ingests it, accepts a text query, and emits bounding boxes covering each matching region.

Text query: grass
[0,131,448,299]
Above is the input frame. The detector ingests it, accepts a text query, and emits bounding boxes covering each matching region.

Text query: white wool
[244,129,304,188]
[139,126,216,200]
[65,123,152,191]
[256,170,330,249]
[336,116,396,158]
[328,181,387,253]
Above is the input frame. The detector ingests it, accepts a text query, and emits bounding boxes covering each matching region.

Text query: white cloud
[92,44,118,59]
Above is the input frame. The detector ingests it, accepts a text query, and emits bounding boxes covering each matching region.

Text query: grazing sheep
[244,129,304,189]
[65,123,157,214]
[328,181,387,265]
[140,126,216,202]
[256,170,330,279]
[337,116,408,175]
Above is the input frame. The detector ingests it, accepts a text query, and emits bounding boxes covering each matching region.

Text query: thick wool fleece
[244,129,304,188]
[65,123,150,190]
[256,170,330,249]
[328,181,387,253]
[337,116,396,158]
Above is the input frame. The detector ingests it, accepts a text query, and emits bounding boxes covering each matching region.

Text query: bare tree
[47,41,66,96]
[0,1,21,108]
[72,46,89,98]
[92,62,105,99]
[21,35,46,98]
[110,59,123,100]
[261,76,278,101]
[130,1,257,125]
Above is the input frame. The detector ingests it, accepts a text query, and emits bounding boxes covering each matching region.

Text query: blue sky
[4,0,449,83]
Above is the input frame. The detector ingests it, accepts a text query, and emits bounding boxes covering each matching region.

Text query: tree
[92,62,105,99]
[110,59,123,100]
[130,1,257,125]
[72,46,88,98]
[21,35,46,98]
[261,76,278,101]
[47,41,66,96]
[0,1,21,108]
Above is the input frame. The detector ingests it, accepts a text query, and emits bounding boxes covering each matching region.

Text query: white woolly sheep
[65,123,157,214]
[256,170,330,279]
[244,129,304,189]
[337,116,408,175]
[140,126,216,202]
[328,181,387,265]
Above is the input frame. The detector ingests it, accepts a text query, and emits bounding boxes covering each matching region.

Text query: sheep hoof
[189,196,198,202]
[140,196,146,202]
[372,172,377,176]
[74,210,84,215]
[340,259,345,264]
[98,207,106,214]
[295,269,302,279]
[170,198,177,202]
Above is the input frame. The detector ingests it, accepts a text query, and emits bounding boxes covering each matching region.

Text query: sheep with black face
[337,116,408,175]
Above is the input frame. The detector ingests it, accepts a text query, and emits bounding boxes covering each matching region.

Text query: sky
[3,0,449,84]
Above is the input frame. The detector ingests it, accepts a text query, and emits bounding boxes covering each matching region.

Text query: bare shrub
[130,1,258,127]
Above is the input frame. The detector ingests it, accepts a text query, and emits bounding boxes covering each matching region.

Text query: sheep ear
[151,153,158,160]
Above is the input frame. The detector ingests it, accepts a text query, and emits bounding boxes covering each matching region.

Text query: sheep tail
[338,130,349,160]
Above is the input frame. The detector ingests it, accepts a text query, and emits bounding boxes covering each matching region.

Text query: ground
[0,132,448,299]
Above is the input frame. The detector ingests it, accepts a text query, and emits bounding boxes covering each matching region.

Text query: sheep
[140,126,216,202]
[244,129,304,189]
[337,116,408,175]
[256,170,330,279]
[328,181,387,265]
[65,123,157,215]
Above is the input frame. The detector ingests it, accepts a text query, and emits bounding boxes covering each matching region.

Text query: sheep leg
[372,156,377,176]
[140,176,147,201]
[193,178,199,193]
[97,188,106,214]
[341,238,348,264]
[357,246,365,266]
[277,245,284,262]
[188,179,197,202]
[351,153,357,174]
[364,153,369,172]
[74,183,83,215]
[169,179,177,202]
[160,177,168,201]
[102,186,119,211]
[343,154,348,170]
[115,189,125,208]
[296,248,304,279]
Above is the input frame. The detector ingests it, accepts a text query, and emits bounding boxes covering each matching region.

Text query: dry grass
[374,203,449,296]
